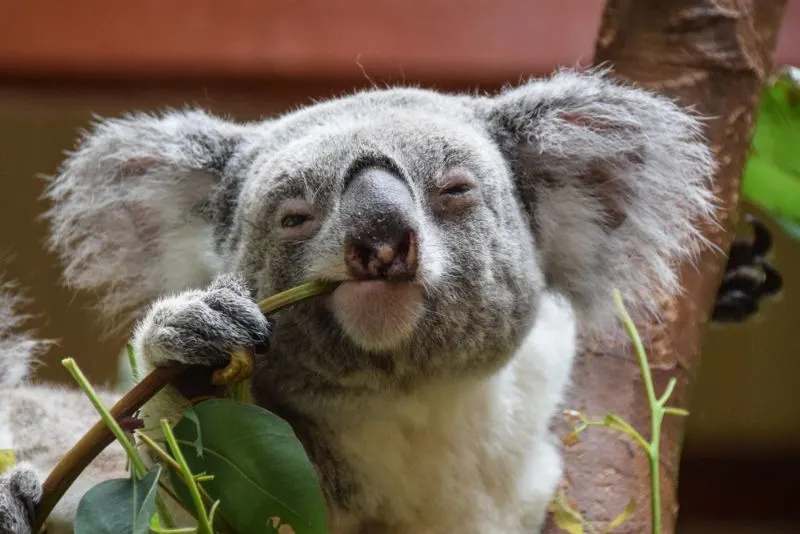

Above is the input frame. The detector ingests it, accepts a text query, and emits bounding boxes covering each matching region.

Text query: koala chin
[0,68,715,534]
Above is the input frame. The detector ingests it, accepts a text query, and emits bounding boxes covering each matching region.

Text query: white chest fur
[327,292,578,534]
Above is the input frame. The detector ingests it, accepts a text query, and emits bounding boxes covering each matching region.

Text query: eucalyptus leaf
[74,465,162,534]
[170,399,327,534]
[603,497,636,533]
[550,490,586,534]
[742,66,800,236]
[183,406,204,457]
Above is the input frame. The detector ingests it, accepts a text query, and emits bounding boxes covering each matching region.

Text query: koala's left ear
[483,69,717,333]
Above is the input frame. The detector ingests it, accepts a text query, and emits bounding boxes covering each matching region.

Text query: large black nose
[341,167,420,282]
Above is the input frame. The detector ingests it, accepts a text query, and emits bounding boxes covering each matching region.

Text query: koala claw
[135,274,273,372]
[211,347,255,386]
[0,464,42,534]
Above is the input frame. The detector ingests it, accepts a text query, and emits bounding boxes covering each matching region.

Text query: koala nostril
[345,230,419,282]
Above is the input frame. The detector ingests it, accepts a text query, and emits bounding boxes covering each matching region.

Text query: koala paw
[0,464,42,534]
[135,274,273,372]
[711,215,783,323]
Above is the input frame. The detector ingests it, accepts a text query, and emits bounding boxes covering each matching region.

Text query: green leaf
[603,497,636,533]
[170,399,328,534]
[550,491,586,534]
[74,465,162,534]
[0,449,15,475]
[183,407,203,458]
[663,406,690,417]
[742,67,800,230]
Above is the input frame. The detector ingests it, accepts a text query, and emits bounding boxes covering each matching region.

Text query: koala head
[44,69,716,394]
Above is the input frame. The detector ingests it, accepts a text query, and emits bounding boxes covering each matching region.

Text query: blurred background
[1,1,798,532]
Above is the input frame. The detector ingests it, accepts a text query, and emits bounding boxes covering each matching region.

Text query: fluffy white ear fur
[43,110,249,331]
[485,68,717,335]
[0,280,51,389]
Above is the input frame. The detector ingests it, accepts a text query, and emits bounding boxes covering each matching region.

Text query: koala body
[0,280,128,534]
[1,69,715,533]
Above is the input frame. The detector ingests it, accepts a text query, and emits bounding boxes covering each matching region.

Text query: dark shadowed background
[1,1,799,532]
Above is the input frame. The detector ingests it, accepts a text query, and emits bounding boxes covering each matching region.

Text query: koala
[0,278,128,534]
[0,281,45,534]
[0,69,716,533]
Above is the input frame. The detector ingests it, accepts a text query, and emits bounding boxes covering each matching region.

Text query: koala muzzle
[341,167,420,282]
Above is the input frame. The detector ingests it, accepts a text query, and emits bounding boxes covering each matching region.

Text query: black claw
[724,239,755,271]
[747,215,773,259]
[710,215,782,324]
[23,493,36,527]
[760,262,784,297]
[717,272,762,296]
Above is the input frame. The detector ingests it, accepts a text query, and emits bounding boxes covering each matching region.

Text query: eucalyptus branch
[33,280,338,530]
[57,359,177,529]
[611,290,689,534]
[554,291,690,534]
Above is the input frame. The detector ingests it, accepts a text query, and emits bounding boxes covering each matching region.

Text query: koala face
[45,69,716,400]
[230,92,544,394]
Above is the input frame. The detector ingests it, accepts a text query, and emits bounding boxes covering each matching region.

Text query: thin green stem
[611,292,658,409]
[62,358,176,528]
[62,358,147,476]
[160,419,214,534]
[155,496,178,530]
[663,407,690,417]
[657,378,678,407]
[157,481,196,518]
[232,379,251,404]
[141,432,239,534]
[603,413,651,452]
[578,419,650,452]
[135,432,185,477]
[257,280,338,314]
[207,500,221,527]
[611,291,662,534]
[126,343,141,383]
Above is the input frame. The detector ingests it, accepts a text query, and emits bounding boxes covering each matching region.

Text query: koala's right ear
[44,110,252,330]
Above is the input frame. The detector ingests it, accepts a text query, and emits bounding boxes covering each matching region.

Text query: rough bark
[543,1,787,533]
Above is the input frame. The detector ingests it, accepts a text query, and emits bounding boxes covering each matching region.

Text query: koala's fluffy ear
[44,110,251,329]
[0,277,52,388]
[484,69,717,334]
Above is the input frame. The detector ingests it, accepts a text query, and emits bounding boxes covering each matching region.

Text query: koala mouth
[330,280,424,352]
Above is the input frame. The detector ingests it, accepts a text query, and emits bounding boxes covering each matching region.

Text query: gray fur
[482,69,716,332]
[0,281,127,534]
[0,464,40,534]
[0,282,50,389]
[7,68,715,533]
[136,273,272,369]
[0,280,43,534]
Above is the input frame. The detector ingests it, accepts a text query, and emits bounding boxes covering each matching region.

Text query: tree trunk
[543,1,787,533]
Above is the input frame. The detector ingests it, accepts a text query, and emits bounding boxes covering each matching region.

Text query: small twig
[611,290,688,534]
[33,360,186,532]
[161,419,214,534]
[136,431,221,514]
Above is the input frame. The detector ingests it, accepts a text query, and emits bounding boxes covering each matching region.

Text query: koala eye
[281,214,312,228]
[276,198,318,237]
[440,183,473,196]
[432,170,477,215]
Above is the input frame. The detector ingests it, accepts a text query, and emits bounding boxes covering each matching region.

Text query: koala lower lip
[330,280,424,351]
